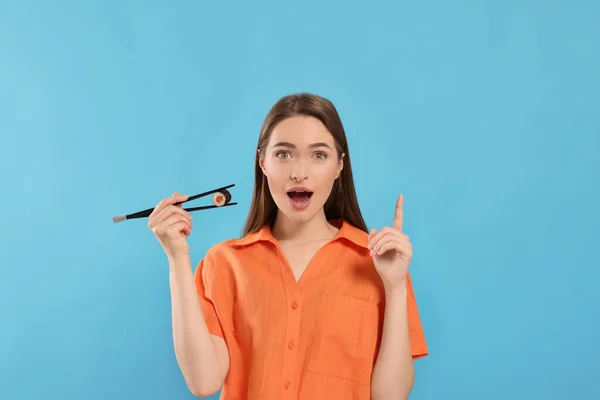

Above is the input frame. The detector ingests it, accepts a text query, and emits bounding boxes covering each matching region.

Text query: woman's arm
[169,254,230,397]
[370,281,415,400]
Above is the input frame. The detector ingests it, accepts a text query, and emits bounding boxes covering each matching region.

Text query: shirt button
[284,380,291,389]
[291,301,298,309]
[288,340,295,349]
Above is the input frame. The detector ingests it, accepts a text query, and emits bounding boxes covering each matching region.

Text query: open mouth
[286,190,313,203]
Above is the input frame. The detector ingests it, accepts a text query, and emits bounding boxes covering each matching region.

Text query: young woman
[148,93,428,399]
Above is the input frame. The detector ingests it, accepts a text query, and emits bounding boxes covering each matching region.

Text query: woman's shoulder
[212,224,272,251]
[195,234,268,285]
[201,230,267,263]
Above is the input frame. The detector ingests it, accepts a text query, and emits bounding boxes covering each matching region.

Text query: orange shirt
[194,218,428,399]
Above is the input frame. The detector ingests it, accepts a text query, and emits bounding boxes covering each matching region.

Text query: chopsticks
[112,184,237,223]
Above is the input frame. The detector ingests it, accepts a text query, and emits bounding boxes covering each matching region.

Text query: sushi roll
[212,189,232,207]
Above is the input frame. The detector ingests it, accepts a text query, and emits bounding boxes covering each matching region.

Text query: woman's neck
[271,210,339,243]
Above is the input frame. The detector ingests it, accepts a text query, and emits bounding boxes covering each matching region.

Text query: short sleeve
[193,248,231,340]
[406,273,428,359]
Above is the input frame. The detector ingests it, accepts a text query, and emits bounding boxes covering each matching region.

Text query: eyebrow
[272,141,332,150]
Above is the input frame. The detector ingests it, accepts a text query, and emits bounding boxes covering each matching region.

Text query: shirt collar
[233,218,368,249]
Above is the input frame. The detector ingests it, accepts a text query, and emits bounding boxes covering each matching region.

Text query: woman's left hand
[368,194,413,291]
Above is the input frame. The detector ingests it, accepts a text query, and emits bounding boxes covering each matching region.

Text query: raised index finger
[392,194,404,231]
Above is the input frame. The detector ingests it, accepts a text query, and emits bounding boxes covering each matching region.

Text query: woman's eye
[276,151,290,159]
[313,152,327,160]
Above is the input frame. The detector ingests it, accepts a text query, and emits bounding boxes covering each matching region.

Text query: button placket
[281,291,302,398]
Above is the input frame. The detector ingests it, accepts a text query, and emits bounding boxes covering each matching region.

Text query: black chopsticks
[112,184,237,223]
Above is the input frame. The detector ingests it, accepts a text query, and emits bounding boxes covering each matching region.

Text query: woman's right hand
[148,192,193,260]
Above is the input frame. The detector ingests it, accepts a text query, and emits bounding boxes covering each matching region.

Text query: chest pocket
[307,293,380,385]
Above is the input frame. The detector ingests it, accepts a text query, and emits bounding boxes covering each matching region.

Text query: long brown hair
[241,93,368,237]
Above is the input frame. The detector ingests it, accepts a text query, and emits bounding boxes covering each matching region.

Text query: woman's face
[259,116,344,224]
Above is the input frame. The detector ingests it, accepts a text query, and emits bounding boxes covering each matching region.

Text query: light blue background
[1,1,598,399]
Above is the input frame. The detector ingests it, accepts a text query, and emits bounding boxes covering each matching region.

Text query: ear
[258,150,267,175]
[335,152,345,179]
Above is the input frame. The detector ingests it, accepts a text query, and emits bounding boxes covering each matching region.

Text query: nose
[291,159,307,181]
